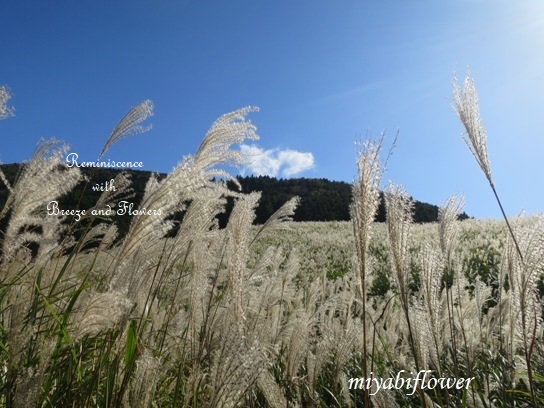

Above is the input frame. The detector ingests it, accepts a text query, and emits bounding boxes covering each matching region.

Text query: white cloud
[240,144,315,178]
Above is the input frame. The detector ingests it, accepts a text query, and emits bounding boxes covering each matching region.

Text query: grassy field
[1,77,543,407]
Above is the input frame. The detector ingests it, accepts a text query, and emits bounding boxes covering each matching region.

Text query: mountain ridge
[0,164,469,238]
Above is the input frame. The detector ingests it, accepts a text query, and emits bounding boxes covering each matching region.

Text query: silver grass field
[0,75,543,407]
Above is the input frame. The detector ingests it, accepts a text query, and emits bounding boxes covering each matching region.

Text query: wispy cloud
[306,79,391,107]
[240,144,315,178]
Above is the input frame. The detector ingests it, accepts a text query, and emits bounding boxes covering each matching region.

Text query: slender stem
[488,182,539,406]
[489,182,524,264]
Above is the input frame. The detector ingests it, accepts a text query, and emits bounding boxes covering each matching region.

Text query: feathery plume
[438,194,465,266]
[418,243,444,370]
[98,100,153,160]
[384,181,430,404]
[385,182,413,305]
[209,325,265,408]
[0,85,15,119]
[195,106,260,187]
[225,192,261,324]
[257,370,288,408]
[351,136,385,295]
[507,215,543,400]
[73,291,134,339]
[452,72,493,186]
[349,135,385,407]
[453,71,525,284]
[127,349,161,408]
[1,139,81,264]
[110,107,260,284]
[252,195,300,245]
[0,165,12,193]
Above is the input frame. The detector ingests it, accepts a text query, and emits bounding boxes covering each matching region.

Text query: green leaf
[125,320,138,367]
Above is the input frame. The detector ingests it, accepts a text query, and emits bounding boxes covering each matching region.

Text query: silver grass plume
[438,194,465,267]
[418,243,444,371]
[187,228,216,335]
[385,182,429,385]
[79,223,115,254]
[507,216,543,386]
[452,71,525,265]
[167,186,226,266]
[109,107,260,294]
[438,195,464,381]
[351,137,384,296]
[329,316,361,386]
[251,195,300,245]
[452,261,482,365]
[372,387,401,408]
[285,311,312,382]
[1,139,81,264]
[0,165,12,193]
[452,72,493,186]
[209,325,266,408]
[225,192,261,325]
[385,182,413,308]
[0,85,15,120]
[170,193,227,338]
[195,106,260,187]
[72,290,133,339]
[173,191,227,331]
[98,100,153,160]
[349,136,384,406]
[127,349,161,408]
[472,279,494,342]
[256,370,288,408]
[245,247,297,347]
[93,172,133,214]
[98,223,118,252]
[246,244,276,281]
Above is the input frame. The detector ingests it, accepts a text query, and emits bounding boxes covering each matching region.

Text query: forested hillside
[0,164,468,239]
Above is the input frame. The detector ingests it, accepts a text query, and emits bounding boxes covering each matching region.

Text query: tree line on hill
[0,164,469,242]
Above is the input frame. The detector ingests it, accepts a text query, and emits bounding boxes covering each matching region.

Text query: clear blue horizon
[1,1,543,219]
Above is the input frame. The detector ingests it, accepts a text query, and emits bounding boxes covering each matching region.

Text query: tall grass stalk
[452,72,524,265]
[453,71,539,406]
[350,136,384,407]
[385,182,430,407]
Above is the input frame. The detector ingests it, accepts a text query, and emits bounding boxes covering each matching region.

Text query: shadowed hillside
[0,164,469,239]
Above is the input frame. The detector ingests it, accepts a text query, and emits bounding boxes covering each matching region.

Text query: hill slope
[0,164,468,238]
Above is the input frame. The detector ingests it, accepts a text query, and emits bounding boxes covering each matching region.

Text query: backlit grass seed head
[1,139,81,263]
[350,137,384,298]
[226,192,261,324]
[419,243,444,351]
[438,194,465,265]
[508,215,544,349]
[195,106,260,188]
[109,108,260,294]
[252,195,300,245]
[94,172,134,212]
[210,326,266,408]
[351,138,384,234]
[257,370,288,408]
[452,72,493,186]
[128,349,161,408]
[73,291,133,339]
[385,182,413,300]
[0,85,15,119]
[98,100,154,160]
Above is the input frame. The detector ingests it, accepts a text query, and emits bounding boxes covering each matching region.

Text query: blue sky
[1,0,543,219]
